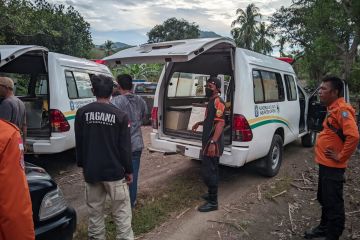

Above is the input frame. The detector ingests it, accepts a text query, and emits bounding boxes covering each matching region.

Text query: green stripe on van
[250,119,289,129]
[66,115,75,120]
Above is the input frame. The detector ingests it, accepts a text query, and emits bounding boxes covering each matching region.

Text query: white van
[0,45,113,154]
[104,38,330,176]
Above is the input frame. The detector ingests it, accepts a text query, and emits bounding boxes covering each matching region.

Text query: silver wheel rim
[271,145,280,170]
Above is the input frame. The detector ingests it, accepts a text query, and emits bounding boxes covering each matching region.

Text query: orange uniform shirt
[0,119,34,240]
[315,98,360,168]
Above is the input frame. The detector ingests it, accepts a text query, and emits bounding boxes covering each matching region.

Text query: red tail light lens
[232,114,253,142]
[276,57,294,64]
[151,107,158,129]
[50,109,70,132]
[91,59,107,65]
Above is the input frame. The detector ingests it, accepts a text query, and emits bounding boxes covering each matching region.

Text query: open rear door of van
[103,38,235,65]
[0,45,48,67]
[0,45,50,150]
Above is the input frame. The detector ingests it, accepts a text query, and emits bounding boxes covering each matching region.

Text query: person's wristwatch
[210,140,217,144]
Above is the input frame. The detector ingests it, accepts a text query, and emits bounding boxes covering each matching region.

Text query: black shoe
[304,225,327,239]
[198,201,218,212]
[201,193,210,201]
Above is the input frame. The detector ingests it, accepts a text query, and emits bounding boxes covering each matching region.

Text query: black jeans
[201,156,219,197]
[317,164,345,238]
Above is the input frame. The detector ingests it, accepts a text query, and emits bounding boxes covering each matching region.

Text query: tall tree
[254,23,274,55]
[0,0,93,57]
[275,37,287,57]
[147,18,200,43]
[271,0,359,83]
[231,3,261,49]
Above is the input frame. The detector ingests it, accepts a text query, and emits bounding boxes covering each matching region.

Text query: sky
[47,0,292,46]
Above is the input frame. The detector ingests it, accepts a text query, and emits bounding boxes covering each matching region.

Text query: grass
[74,173,205,239]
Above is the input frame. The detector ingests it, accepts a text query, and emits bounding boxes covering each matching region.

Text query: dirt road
[140,140,360,240]
[27,127,360,239]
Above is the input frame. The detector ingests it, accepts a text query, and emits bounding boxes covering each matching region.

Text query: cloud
[47,0,292,45]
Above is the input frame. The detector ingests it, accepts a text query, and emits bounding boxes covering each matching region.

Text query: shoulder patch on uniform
[341,111,348,118]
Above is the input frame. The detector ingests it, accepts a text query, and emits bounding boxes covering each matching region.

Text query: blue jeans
[129,151,142,208]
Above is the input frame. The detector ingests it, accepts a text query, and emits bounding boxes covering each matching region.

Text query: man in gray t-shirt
[0,77,27,143]
[111,74,148,208]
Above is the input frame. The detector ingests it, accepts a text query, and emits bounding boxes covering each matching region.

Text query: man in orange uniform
[304,76,359,240]
[0,119,34,240]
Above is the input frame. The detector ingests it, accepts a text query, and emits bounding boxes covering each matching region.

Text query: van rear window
[252,70,285,103]
[0,73,48,97]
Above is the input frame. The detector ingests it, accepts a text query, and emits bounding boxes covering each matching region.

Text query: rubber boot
[304,224,327,239]
[198,194,218,212]
[201,193,210,202]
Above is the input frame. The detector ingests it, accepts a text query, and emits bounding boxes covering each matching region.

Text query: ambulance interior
[0,50,50,138]
[162,48,234,145]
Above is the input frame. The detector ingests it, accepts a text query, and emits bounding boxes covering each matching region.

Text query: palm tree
[104,40,114,56]
[254,22,275,55]
[275,37,287,57]
[231,3,261,49]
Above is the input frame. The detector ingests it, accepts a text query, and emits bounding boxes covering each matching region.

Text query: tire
[301,131,317,148]
[261,134,283,177]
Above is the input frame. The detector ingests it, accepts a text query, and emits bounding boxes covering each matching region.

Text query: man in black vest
[192,76,225,212]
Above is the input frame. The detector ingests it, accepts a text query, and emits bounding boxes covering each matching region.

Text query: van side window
[253,70,264,103]
[65,71,94,99]
[297,86,305,100]
[65,71,78,99]
[73,72,93,98]
[284,75,297,101]
[253,70,285,103]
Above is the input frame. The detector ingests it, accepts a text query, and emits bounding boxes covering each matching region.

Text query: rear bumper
[35,207,76,240]
[26,134,74,154]
[150,132,249,167]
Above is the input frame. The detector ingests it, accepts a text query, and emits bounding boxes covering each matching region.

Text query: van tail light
[232,114,253,142]
[50,109,70,132]
[151,107,158,129]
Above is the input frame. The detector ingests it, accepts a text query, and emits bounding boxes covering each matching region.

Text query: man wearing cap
[192,76,225,212]
[0,77,27,145]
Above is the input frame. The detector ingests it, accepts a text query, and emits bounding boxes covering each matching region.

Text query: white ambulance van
[104,38,329,177]
[0,45,113,154]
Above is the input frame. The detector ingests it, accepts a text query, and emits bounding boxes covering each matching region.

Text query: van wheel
[261,134,283,177]
[301,131,317,147]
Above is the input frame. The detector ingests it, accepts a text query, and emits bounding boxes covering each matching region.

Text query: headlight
[39,187,67,221]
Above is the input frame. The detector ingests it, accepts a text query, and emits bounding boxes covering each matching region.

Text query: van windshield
[134,83,157,94]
